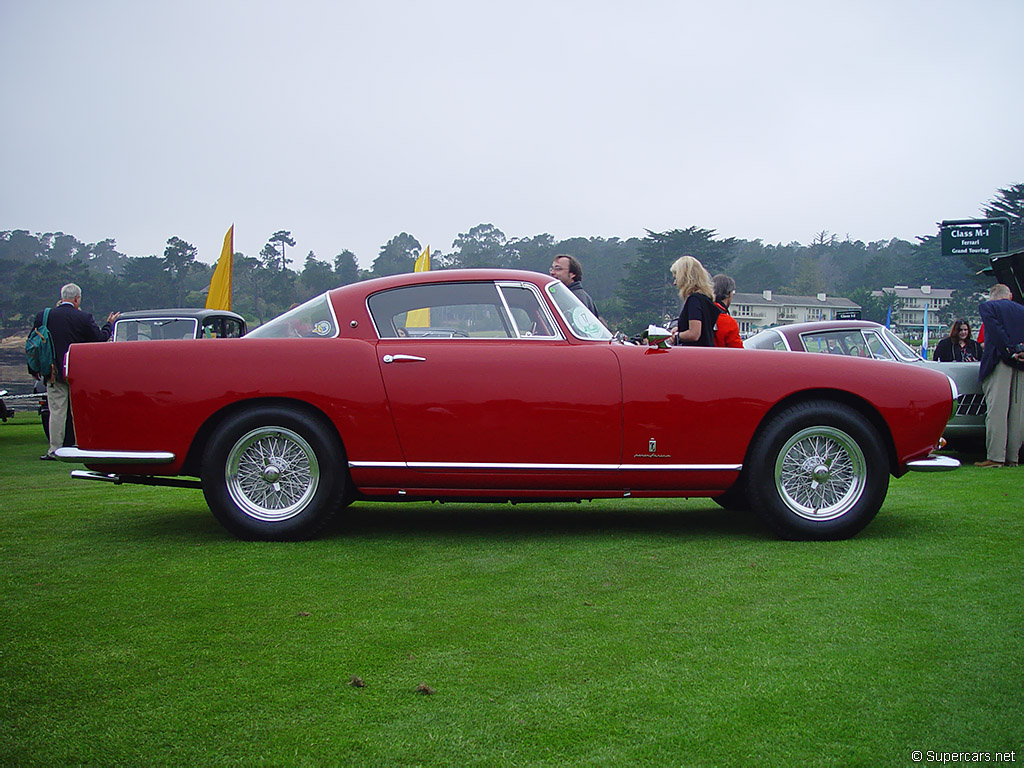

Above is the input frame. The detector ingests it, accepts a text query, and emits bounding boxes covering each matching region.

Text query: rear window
[114,318,198,342]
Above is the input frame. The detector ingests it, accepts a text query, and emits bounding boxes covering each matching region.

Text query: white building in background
[871,285,953,340]
[730,290,862,335]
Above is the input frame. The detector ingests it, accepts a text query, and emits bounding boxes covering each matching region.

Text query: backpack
[26,307,57,382]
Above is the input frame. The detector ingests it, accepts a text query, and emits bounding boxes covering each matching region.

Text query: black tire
[201,405,349,541]
[746,400,889,541]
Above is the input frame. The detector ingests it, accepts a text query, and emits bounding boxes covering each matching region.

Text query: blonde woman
[670,255,720,347]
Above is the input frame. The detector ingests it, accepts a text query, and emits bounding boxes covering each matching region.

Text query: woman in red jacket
[712,274,743,348]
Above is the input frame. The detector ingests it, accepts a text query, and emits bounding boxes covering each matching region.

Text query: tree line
[2,184,1020,337]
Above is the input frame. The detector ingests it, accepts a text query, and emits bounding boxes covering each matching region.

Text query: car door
[369,280,623,488]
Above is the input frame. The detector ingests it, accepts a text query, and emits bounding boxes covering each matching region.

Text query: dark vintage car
[744,320,984,440]
[55,269,958,542]
[32,308,247,440]
[112,308,246,341]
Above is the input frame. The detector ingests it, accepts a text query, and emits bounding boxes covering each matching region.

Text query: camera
[1007,342,1024,355]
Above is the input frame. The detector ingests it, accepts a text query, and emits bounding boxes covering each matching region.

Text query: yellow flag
[206,225,234,310]
[406,245,430,327]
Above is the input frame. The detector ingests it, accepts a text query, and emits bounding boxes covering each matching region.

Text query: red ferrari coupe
[56,269,958,541]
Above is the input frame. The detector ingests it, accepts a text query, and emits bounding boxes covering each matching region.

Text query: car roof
[760,320,884,338]
[328,269,557,299]
[116,308,245,322]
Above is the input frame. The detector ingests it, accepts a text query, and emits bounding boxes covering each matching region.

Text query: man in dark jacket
[31,283,119,459]
[549,254,599,318]
[974,284,1024,467]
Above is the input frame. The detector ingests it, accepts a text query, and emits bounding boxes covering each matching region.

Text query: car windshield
[247,294,338,339]
[881,327,922,361]
[545,280,612,341]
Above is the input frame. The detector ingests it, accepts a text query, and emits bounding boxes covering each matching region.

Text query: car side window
[863,331,895,360]
[497,284,559,338]
[205,317,245,338]
[802,330,868,357]
[369,282,515,339]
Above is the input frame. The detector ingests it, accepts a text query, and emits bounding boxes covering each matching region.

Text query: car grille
[955,393,987,417]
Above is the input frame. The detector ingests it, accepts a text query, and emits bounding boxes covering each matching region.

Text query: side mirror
[642,325,672,349]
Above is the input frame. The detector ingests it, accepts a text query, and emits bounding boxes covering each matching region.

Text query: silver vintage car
[744,320,984,441]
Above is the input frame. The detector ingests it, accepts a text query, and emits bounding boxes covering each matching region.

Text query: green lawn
[1,417,1021,767]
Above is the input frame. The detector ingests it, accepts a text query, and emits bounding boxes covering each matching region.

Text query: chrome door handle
[382,354,426,364]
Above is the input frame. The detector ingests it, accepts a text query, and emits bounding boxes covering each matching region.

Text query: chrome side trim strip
[620,463,741,471]
[349,460,741,472]
[55,447,176,464]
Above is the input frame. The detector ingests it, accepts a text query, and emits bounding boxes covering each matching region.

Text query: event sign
[940,218,1009,258]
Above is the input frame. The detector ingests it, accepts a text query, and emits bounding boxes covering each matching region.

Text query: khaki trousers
[981,362,1024,464]
[45,377,71,455]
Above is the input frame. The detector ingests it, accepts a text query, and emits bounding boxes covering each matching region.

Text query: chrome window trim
[367,280,565,341]
[861,329,896,360]
[495,281,564,340]
[367,281,513,340]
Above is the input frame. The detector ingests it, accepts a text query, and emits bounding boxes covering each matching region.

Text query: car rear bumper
[54,447,175,464]
[906,455,960,472]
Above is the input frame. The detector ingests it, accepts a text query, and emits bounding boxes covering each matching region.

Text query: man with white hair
[30,283,120,460]
[974,283,1024,467]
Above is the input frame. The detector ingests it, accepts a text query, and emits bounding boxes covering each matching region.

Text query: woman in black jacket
[669,255,720,347]
[933,318,982,362]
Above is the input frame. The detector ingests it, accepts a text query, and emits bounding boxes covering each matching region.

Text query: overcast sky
[2,0,1021,269]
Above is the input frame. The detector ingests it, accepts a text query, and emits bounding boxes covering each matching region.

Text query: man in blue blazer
[975,284,1024,467]
[31,283,120,460]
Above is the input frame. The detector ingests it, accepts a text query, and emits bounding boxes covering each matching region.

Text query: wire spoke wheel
[226,426,320,522]
[774,425,866,521]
